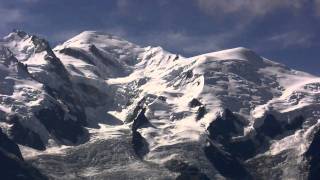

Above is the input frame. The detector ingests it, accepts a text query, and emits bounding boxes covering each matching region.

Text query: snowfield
[1,30,320,179]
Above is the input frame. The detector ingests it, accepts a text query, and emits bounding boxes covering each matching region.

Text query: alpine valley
[0,30,319,180]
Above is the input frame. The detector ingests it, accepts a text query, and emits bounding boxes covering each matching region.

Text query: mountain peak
[60,31,137,48]
[78,30,115,37]
[195,46,263,63]
[3,29,30,42]
[55,31,141,60]
[12,29,29,38]
[71,31,116,42]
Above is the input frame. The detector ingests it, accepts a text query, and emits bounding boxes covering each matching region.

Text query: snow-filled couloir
[0,30,319,180]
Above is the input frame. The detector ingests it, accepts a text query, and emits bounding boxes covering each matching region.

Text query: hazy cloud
[123,30,240,56]
[196,0,307,18]
[0,6,24,29]
[315,0,320,16]
[267,31,314,48]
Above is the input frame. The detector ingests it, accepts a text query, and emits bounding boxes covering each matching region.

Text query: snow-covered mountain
[0,30,319,180]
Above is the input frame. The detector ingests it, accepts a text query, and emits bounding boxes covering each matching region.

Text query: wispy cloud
[0,6,24,28]
[267,31,314,48]
[24,0,40,2]
[123,29,240,56]
[314,0,320,16]
[0,5,24,32]
[195,0,308,21]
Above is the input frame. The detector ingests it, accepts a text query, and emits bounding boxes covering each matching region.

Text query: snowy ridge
[0,30,88,150]
[1,30,320,179]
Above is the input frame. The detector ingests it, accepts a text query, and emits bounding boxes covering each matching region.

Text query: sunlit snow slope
[1,30,320,180]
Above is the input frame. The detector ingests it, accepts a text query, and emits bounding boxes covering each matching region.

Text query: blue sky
[0,0,319,75]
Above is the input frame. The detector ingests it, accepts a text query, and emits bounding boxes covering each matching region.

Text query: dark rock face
[0,148,47,180]
[132,131,149,158]
[0,128,23,160]
[205,110,308,179]
[35,104,88,144]
[76,83,109,107]
[207,109,243,142]
[204,109,252,178]
[165,159,210,180]
[227,138,256,160]
[44,86,87,127]
[137,78,148,87]
[131,108,152,158]
[285,116,304,131]
[173,54,179,61]
[256,114,283,138]
[190,98,205,121]
[43,57,69,82]
[185,70,193,79]
[0,46,16,66]
[204,140,252,180]
[207,110,305,159]
[255,114,304,140]
[196,106,206,120]
[13,29,28,38]
[17,61,30,77]
[0,128,47,180]
[132,108,151,132]
[158,95,167,102]
[125,97,146,123]
[31,36,52,55]
[8,116,45,151]
[208,114,236,140]
[306,129,320,180]
[89,45,120,68]
[189,98,202,108]
[59,47,96,65]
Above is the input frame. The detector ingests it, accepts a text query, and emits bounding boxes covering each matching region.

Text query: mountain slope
[0,30,319,179]
[0,30,88,149]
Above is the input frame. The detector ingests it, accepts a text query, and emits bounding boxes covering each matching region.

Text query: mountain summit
[0,30,319,179]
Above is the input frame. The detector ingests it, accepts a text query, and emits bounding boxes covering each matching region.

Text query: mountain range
[0,30,319,180]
